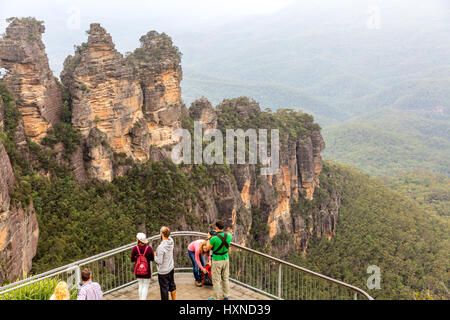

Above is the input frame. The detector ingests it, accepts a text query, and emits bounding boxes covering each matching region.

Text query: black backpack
[212,232,229,256]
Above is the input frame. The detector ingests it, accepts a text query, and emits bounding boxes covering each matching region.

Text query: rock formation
[60,23,146,181]
[61,24,184,181]
[127,31,185,147]
[189,97,217,130]
[0,142,39,284]
[0,17,62,142]
[189,97,336,252]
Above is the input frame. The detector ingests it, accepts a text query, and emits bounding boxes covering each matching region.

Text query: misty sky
[1,0,449,79]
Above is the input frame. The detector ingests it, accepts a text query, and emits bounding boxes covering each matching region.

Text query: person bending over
[187,239,211,286]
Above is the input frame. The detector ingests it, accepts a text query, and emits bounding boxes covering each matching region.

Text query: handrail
[0,232,164,292]
[0,231,374,300]
[230,240,374,300]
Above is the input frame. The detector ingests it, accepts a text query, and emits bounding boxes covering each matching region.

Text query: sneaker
[195,280,203,287]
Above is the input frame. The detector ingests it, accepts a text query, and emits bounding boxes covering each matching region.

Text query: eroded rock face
[127,30,185,147]
[61,24,146,164]
[189,98,217,130]
[0,18,62,142]
[297,130,325,200]
[191,97,336,253]
[0,142,38,284]
[61,24,184,180]
[84,128,114,182]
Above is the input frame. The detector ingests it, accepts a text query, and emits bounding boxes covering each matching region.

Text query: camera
[209,230,218,236]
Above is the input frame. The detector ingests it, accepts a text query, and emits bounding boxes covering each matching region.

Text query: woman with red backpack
[131,233,155,300]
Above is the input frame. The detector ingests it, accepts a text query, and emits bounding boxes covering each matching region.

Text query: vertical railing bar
[309,276,312,300]
[123,252,127,285]
[114,255,117,291]
[122,252,125,287]
[277,263,282,299]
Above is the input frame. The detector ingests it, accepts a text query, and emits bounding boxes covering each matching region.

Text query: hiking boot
[195,280,203,287]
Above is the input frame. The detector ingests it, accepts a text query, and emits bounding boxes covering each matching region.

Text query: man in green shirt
[207,220,232,300]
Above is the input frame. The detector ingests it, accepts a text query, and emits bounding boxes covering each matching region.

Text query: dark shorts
[158,269,176,300]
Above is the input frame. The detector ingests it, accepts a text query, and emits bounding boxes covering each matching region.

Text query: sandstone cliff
[0,18,62,142]
[187,98,337,253]
[127,31,185,147]
[0,142,38,284]
[61,24,184,181]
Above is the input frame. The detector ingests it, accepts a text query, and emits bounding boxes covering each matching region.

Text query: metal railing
[0,231,373,300]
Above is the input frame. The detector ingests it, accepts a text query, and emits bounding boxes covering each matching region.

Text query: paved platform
[104,272,273,300]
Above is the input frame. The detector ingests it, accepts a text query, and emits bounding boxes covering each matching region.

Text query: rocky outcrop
[61,24,183,181]
[0,142,38,284]
[297,130,325,199]
[127,30,185,147]
[70,146,88,183]
[61,23,146,181]
[190,97,336,253]
[84,128,114,182]
[189,98,217,130]
[0,18,62,142]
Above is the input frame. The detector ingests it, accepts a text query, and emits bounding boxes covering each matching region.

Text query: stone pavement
[104,272,273,300]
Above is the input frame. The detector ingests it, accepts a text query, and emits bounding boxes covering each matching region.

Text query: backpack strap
[136,245,148,257]
[213,233,229,256]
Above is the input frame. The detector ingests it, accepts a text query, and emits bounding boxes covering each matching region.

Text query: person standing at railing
[207,220,232,300]
[131,232,155,300]
[187,240,212,287]
[154,226,177,300]
[77,268,103,300]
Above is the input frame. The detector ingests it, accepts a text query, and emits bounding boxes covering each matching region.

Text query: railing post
[277,264,282,298]
[149,240,153,276]
[354,292,358,300]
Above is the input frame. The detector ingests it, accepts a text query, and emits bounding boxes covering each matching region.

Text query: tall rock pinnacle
[61,24,184,181]
[0,17,62,142]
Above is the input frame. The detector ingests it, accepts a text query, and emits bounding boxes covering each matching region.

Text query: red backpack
[134,246,149,276]
[202,264,213,286]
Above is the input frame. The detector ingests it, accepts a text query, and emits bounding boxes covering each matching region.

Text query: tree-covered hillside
[322,108,450,177]
[379,170,450,217]
[290,161,449,300]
